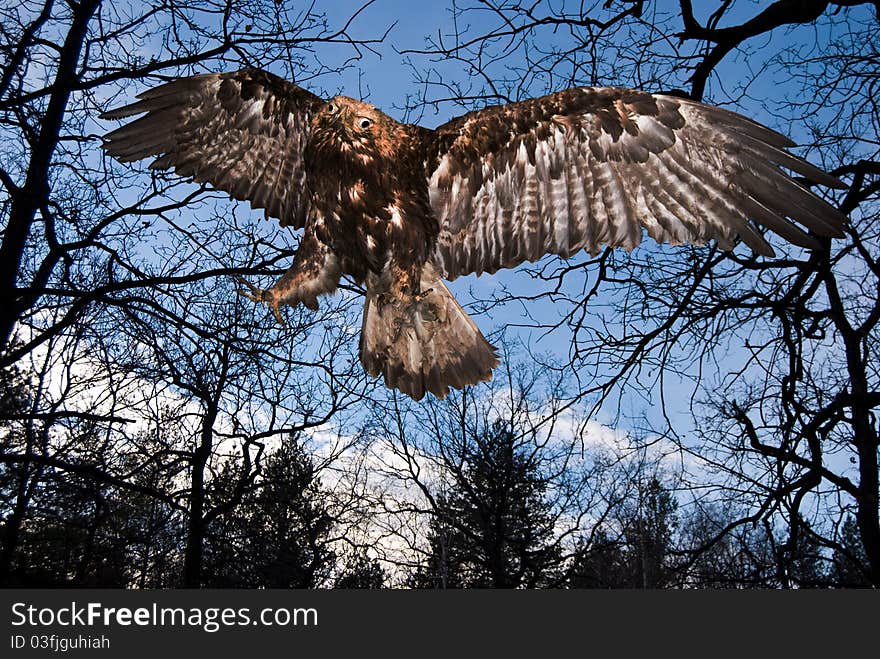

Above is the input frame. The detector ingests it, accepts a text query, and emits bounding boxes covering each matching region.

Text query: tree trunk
[182,404,217,588]
[0,426,42,584]
[0,0,101,350]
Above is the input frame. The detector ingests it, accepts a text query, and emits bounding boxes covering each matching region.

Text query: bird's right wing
[102,68,325,229]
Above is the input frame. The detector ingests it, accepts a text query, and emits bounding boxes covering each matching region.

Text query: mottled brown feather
[101,68,324,229]
[425,88,847,280]
[360,264,498,400]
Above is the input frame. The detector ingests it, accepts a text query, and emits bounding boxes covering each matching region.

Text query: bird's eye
[327,102,337,114]
[358,117,373,129]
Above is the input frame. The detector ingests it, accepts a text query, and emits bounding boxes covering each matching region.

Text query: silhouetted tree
[830,515,872,588]
[2,423,157,586]
[621,477,679,588]
[334,551,386,589]
[568,529,630,588]
[411,421,562,588]
[568,476,679,588]
[0,360,34,583]
[679,503,777,589]
[203,437,336,588]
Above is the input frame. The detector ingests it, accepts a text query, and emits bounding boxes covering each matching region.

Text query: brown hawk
[102,68,846,400]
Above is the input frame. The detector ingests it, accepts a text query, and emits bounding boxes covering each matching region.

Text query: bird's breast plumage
[303,116,439,281]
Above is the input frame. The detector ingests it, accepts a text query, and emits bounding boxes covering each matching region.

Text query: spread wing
[425,88,847,280]
[101,68,324,229]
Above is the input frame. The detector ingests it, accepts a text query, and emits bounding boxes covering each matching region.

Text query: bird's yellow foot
[235,277,286,326]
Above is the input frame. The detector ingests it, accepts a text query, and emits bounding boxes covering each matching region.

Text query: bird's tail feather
[360,264,499,401]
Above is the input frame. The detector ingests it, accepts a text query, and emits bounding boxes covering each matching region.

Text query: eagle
[102,68,846,400]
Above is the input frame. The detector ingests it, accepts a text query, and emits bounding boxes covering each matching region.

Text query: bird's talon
[237,288,261,303]
[235,276,265,302]
[236,277,286,326]
[272,302,286,327]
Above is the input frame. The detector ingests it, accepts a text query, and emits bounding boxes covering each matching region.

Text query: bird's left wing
[102,68,324,229]
[425,88,846,280]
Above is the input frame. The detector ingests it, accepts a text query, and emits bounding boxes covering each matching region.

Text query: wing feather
[102,68,323,229]
[426,88,846,279]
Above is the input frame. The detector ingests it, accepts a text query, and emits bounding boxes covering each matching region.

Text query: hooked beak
[338,106,354,132]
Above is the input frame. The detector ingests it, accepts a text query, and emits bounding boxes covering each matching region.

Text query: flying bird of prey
[102,68,846,400]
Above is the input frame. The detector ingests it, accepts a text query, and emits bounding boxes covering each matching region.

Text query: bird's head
[310,96,400,163]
